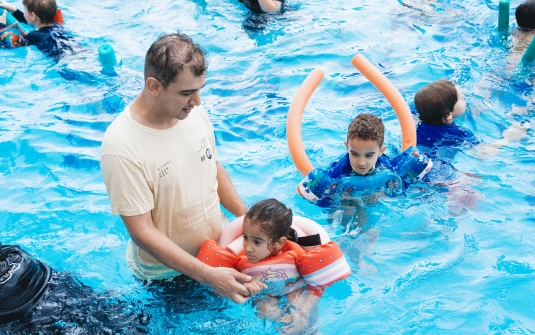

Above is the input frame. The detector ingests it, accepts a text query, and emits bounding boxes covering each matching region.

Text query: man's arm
[216,161,248,217]
[121,211,252,303]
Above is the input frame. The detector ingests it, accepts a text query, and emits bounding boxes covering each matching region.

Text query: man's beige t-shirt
[100,105,222,279]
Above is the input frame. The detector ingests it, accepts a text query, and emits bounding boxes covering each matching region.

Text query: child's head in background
[414,79,466,126]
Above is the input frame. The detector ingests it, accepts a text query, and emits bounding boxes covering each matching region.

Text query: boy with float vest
[297,113,432,206]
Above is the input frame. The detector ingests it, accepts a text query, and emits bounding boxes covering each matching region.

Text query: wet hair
[22,0,57,25]
[243,199,293,247]
[516,0,535,31]
[414,79,458,126]
[144,33,208,90]
[347,113,385,146]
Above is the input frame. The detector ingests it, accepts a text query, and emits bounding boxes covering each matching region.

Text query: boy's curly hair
[23,0,57,25]
[414,79,458,126]
[347,113,384,146]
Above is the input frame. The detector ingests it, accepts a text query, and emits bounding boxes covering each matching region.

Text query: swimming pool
[1,0,534,333]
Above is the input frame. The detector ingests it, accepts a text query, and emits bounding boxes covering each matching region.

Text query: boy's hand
[0,1,17,13]
[243,279,267,296]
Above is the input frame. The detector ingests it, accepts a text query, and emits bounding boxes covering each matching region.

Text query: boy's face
[444,88,466,124]
[345,138,386,175]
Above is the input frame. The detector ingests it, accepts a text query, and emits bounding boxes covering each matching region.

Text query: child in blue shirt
[297,113,432,207]
[414,79,478,151]
[0,0,72,59]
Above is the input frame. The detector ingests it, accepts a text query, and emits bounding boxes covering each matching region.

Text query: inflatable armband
[0,23,28,48]
[299,241,351,296]
[390,146,433,183]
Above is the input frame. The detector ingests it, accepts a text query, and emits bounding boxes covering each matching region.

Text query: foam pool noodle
[498,0,510,33]
[521,36,535,64]
[98,43,117,67]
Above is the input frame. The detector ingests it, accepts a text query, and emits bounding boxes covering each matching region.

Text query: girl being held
[197,199,350,334]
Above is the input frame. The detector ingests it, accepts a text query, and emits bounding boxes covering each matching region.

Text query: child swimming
[297,113,432,206]
[197,198,351,333]
[414,79,477,151]
[415,79,530,159]
[0,0,72,58]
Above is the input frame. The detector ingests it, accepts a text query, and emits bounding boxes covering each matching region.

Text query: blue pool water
[1,0,535,333]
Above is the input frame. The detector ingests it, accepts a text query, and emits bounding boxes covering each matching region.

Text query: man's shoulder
[101,110,133,154]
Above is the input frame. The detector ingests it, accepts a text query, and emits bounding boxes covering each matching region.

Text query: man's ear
[379,145,386,156]
[146,77,162,97]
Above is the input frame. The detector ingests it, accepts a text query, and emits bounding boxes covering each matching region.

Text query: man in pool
[100,33,252,303]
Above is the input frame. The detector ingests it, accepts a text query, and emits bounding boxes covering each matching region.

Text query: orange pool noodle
[351,54,416,151]
[286,68,324,176]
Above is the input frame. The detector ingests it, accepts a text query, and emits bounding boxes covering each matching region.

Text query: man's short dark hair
[347,113,385,146]
[144,33,208,90]
[244,199,293,247]
[414,79,458,125]
[516,0,535,31]
[23,0,57,25]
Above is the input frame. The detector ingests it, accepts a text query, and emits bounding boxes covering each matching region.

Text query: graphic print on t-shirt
[198,135,214,162]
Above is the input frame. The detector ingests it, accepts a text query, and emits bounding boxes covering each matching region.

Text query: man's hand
[244,279,268,296]
[205,267,254,304]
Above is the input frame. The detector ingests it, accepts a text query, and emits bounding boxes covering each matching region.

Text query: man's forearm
[122,213,212,284]
[216,161,248,217]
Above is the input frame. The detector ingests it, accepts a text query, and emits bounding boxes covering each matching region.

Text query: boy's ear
[379,145,386,156]
[344,140,348,150]
[29,12,39,23]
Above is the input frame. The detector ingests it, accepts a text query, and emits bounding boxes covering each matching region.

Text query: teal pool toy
[498,0,510,33]
[98,43,117,67]
[521,36,535,64]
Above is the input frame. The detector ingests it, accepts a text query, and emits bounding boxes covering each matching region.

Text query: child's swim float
[0,8,64,48]
[218,215,330,255]
[287,53,432,201]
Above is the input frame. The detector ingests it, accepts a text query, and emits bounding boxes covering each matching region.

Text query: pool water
[1,0,534,333]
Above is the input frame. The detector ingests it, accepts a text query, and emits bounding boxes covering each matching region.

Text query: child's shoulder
[326,152,352,178]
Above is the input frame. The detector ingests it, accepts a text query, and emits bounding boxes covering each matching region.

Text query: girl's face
[242,220,275,263]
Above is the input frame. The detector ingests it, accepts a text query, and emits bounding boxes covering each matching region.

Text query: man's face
[156,70,206,121]
[345,138,385,175]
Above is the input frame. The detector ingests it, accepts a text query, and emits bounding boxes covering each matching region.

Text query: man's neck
[129,91,179,130]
